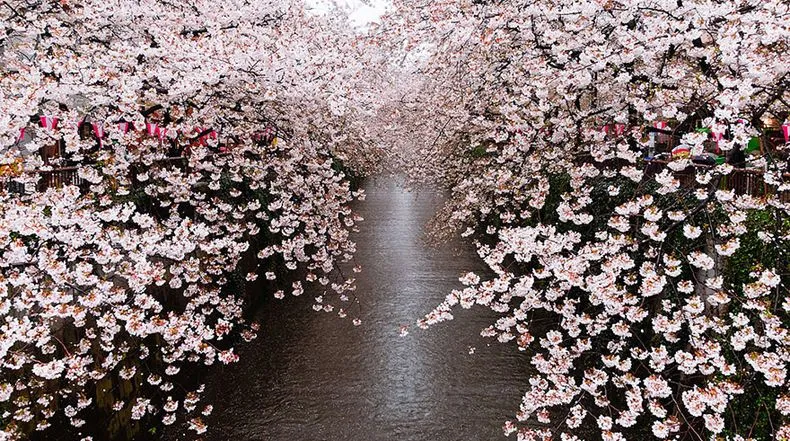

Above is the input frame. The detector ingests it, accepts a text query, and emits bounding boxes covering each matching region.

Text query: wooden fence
[644,159,789,202]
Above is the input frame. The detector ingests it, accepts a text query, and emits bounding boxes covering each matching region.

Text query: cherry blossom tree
[376,0,790,439]
[2,0,789,439]
[0,0,381,438]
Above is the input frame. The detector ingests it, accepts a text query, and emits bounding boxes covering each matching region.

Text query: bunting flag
[654,121,668,131]
[39,116,59,131]
[614,124,626,136]
[782,123,790,143]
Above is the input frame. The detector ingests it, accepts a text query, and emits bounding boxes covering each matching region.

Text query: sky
[306,0,389,27]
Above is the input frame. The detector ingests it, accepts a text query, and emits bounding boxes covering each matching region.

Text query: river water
[166,177,530,441]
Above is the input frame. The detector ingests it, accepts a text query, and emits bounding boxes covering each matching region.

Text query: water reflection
[165,177,530,440]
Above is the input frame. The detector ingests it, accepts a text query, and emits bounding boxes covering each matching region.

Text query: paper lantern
[39,116,59,131]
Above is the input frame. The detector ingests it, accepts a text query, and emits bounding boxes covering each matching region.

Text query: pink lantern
[710,130,724,153]
[39,116,59,131]
[782,122,790,143]
[146,122,158,137]
[195,127,218,146]
[654,121,669,147]
[158,127,175,140]
[253,126,274,143]
[118,122,133,134]
[92,122,105,148]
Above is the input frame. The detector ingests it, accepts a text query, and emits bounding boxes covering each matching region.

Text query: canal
[165,176,530,440]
